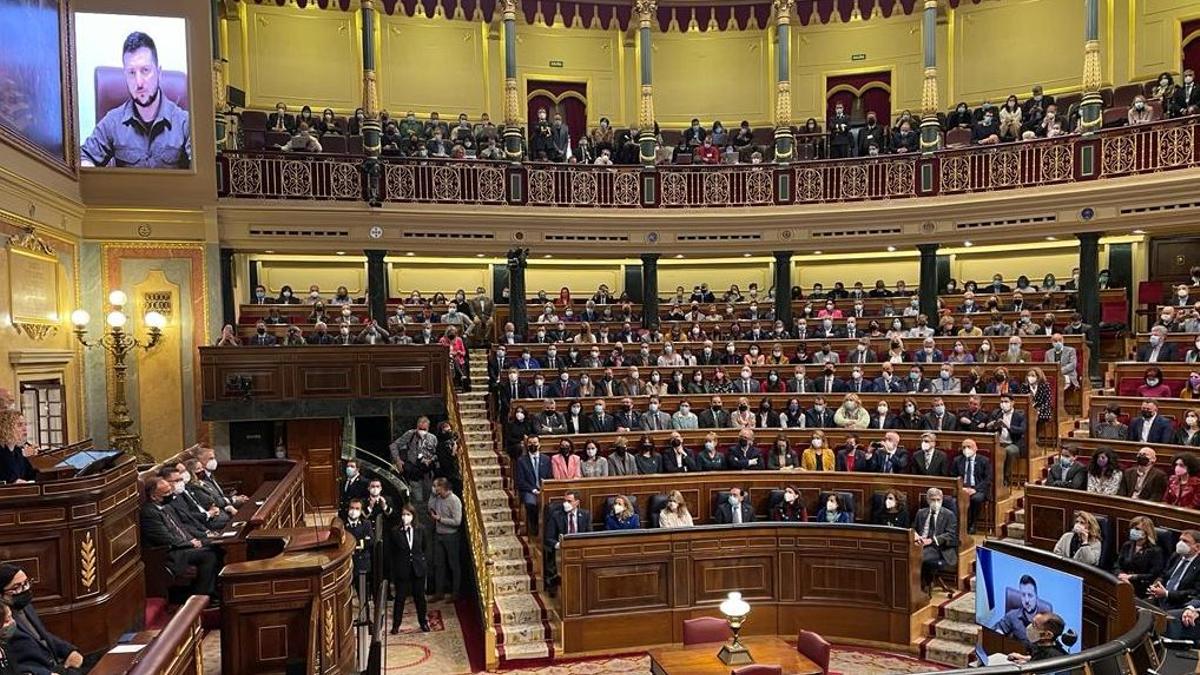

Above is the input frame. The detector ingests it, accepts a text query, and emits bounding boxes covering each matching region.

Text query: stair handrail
[445,369,498,665]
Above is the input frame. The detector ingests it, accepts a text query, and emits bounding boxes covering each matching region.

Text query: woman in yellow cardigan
[800,430,836,472]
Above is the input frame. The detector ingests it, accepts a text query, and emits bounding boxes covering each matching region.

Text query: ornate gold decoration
[80,531,97,590]
[773,0,791,25]
[703,172,730,204]
[363,69,379,118]
[528,169,555,204]
[571,171,597,205]
[323,599,335,663]
[330,162,363,198]
[13,324,57,340]
[924,0,937,9]
[501,0,517,21]
[1158,127,1194,167]
[885,160,915,197]
[7,226,60,339]
[660,171,687,206]
[280,160,312,196]
[8,226,55,257]
[746,170,772,204]
[1081,40,1102,93]
[839,165,868,199]
[386,165,415,201]
[1101,135,1136,175]
[433,166,462,201]
[796,167,823,202]
[1040,144,1074,182]
[638,84,656,130]
[142,291,173,319]
[212,59,227,111]
[229,157,263,195]
[921,67,939,116]
[361,0,375,10]
[775,80,792,128]
[941,155,970,192]
[634,0,657,24]
[478,166,506,202]
[990,149,1020,188]
[613,171,640,206]
[504,78,521,128]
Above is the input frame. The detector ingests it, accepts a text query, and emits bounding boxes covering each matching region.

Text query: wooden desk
[649,636,821,675]
[90,595,207,675]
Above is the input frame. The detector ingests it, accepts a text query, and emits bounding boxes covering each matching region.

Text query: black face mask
[1142,410,1154,419]
[7,589,32,611]
[738,404,749,412]
[1136,455,1150,466]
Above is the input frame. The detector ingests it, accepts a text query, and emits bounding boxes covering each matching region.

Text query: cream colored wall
[390,260,490,295]
[241,3,361,112]
[380,14,490,116]
[525,262,621,297]
[653,29,770,127]
[660,261,772,295]
[793,255,919,289]
[256,258,368,296]
[517,25,624,126]
[1125,0,1199,82]
[790,13,928,123]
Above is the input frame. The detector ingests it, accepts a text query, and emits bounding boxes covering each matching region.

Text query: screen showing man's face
[1020,583,1038,613]
[123,46,159,108]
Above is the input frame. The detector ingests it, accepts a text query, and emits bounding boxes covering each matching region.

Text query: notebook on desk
[55,449,122,476]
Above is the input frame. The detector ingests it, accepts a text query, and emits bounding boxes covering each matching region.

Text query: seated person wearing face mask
[715,487,755,524]
[1,564,84,675]
[913,487,958,591]
[953,439,991,535]
[140,478,221,603]
[1001,612,1070,666]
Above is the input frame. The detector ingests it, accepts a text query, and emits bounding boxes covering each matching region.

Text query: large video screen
[975,546,1084,657]
[74,12,190,169]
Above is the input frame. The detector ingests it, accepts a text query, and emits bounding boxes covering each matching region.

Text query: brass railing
[445,369,497,668]
[217,114,1200,207]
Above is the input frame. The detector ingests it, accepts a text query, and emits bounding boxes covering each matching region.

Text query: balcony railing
[217,115,1200,207]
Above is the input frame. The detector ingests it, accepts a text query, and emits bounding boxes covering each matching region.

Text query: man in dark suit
[923,398,959,432]
[487,348,509,390]
[827,103,852,158]
[984,393,1027,486]
[1136,329,1177,362]
[714,487,755,524]
[726,429,764,470]
[787,365,814,393]
[1044,446,1087,490]
[585,400,617,433]
[613,397,640,432]
[247,321,277,346]
[815,366,846,394]
[172,460,230,530]
[389,505,430,633]
[806,397,837,428]
[1128,401,1175,444]
[869,401,898,431]
[160,466,213,536]
[0,564,83,673]
[535,400,567,436]
[498,369,522,415]
[846,339,876,364]
[1117,446,1168,501]
[268,102,296,133]
[543,491,591,595]
[1174,69,1199,117]
[524,374,550,401]
[911,433,949,477]
[874,364,907,394]
[698,397,732,428]
[1150,530,1200,611]
[550,370,578,399]
[953,440,991,535]
[911,338,944,363]
[139,478,220,601]
[515,437,552,537]
[845,368,875,394]
[877,432,909,474]
[913,487,958,591]
[340,458,370,518]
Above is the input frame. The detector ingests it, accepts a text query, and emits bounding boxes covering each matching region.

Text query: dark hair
[1019,574,1038,591]
[1089,447,1118,477]
[1175,452,1200,476]
[122,31,158,63]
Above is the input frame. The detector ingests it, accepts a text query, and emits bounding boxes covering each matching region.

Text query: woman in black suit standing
[389,504,430,633]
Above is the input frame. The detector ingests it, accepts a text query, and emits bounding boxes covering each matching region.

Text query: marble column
[365,249,388,325]
[1077,233,1101,381]
[219,248,236,327]
[360,0,382,153]
[641,254,660,329]
[501,0,524,159]
[211,0,229,150]
[772,0,794,161]
[918,243,939,320]
[635,0,658,164]
[773,251,793,327]
[919,0,941,152]
[1078,0,1103,133]
[507,249,529,338]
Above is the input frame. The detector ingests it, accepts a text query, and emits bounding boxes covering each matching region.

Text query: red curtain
[1184,20,1200,78]
[527,80,588,146]
[825,71,892,125]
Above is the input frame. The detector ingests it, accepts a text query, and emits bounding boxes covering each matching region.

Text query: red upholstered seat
[93,66,189,124]
[1101,300,1127,324]
[945,127,971,147]
[796,628,831,674]
[732,665,783,675]
[681,616,728,645]
[1102,106,1129,128]
[1139,281,1165,305]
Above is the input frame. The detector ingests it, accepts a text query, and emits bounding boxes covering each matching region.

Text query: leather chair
[945,127,971,147]
[646,493,670,528]
[93,66,189,124]
[1094,513,1116,570]
[681,616,728,645]
[322,135,348,154]
[347,135,364,154]
[603,494,639,520]
[732,665,782,675]
[816,491,855,520]
[796,628,831,674]
[1004,585,1054,615]
[1157,527,1180,558]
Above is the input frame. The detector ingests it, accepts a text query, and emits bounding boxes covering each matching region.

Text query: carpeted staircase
[462,350,555,664]
[921,583,979,668]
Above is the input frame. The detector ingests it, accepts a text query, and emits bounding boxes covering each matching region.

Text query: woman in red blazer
[1165,453,1200,509]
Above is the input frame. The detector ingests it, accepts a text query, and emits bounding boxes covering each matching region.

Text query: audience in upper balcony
[1128,95,1156,125]
[1175,69,1199,117]
[269,102,295,133]
[1154,72,1178,116]
[281,123,323,153]
[827,103,852,158]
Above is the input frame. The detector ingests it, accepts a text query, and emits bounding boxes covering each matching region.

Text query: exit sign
[851,53,866,61]
[549,60,564,68]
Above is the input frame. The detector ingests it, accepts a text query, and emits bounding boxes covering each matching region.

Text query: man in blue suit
[516,349,542,370]
[1128,400,1174,444]
[515,436,552,537]
[911,337,945,363]
[953,438,992,535]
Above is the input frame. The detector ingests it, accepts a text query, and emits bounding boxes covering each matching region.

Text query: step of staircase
[943,592,976,623]
[922,638,976,668]
[485,520,515,538]
[494,592,547,625]
[493,574,533,595]
[934,619,980,644]
[1014,508,1025,524]
[479,489,511,511]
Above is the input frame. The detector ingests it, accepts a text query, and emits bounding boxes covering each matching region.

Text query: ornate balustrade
[217,115,1199,207]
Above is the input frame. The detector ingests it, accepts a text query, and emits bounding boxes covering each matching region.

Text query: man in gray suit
[1044,333,1079,389]
[639,396,673,431]
[468,287,495,344]
[913,487,958,591]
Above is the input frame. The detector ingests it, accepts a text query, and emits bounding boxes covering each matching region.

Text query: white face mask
[348,509,361,520]
[369,487,382,497]
[172,480,186,495]
[563,502,575,513]
[612,503,625,514]
[885,497,896,509]
[205,458,218,472]
[826,500,837,511]
[784,491,797,503]
[402,514,414,525]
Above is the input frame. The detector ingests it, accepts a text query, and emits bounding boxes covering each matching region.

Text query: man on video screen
[80,31,190,168]
[993,574,1043,647]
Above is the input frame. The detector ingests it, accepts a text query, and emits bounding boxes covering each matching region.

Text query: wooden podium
[218,525,356,675]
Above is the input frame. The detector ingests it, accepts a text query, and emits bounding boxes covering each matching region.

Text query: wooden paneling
[287,419,341,510]
[559,524,924,653]
[0,445,144,654]
[1149,236,1200,283]
[198,345,448,409]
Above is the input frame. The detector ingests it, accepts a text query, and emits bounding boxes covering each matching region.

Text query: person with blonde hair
[834,393,869,429]
[1116,515,1165,596]
[0,410,37,483]
[801,430,835,471]
[605,495,640,530]
[1053,511,1102,566]
[658,490,694,528]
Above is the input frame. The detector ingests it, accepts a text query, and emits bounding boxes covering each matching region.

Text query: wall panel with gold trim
[654,29,770,127]
[257,259,367,297]
[517,25,623,126]
[243,3,362,112]
[380,15,489,115]
[1128,0,1199,82]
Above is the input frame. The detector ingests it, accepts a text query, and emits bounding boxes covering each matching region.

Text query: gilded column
[1077,0,1103,133]
[502,0,524,160]
[635,0,658,165]
[772,0,794,162]
[360,0,382,155]
[919,0,941,152]
[211,0,228,150]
